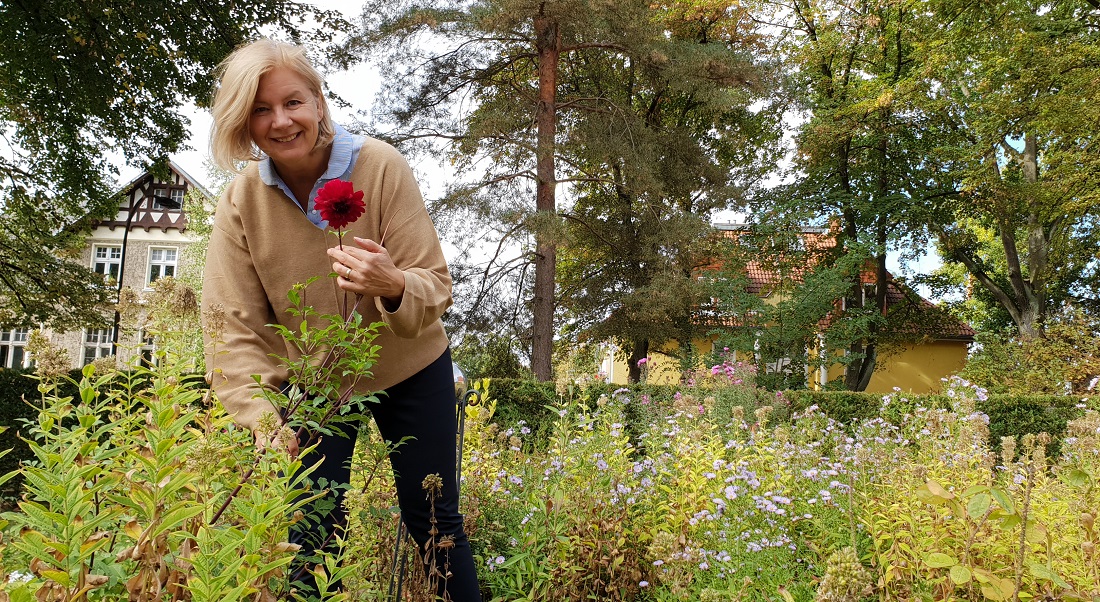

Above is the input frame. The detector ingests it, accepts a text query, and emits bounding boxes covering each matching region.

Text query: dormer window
[152,187,185,210]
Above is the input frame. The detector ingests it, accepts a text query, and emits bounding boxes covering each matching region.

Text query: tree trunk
[849,136,892,392]
[627,339,649,383]
[531,11,559,381]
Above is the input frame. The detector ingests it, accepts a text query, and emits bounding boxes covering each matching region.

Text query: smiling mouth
[273,133,299,143]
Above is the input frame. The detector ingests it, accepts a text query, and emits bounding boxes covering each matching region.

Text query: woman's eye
[252,106,270,115]
[287,99,304,108]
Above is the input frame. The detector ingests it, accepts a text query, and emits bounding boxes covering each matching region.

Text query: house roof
[97,161,212,234]
[701,223,975,342]
[114,159,214,200]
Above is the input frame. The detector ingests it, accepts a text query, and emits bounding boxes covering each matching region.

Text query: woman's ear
[316,94,326,122]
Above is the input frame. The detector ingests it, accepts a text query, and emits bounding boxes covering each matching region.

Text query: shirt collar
[257,124,360,186]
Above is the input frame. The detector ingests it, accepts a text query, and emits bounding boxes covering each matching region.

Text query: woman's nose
[272,107,293,127]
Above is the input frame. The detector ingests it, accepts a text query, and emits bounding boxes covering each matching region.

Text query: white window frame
[152,187,185,210]
[83,328,114,365]
[147,246,179,287]
[93,245,122,284]
[139,329,157,367]
[0,328,31,369]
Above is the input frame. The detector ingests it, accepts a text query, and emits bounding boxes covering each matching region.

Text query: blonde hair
[209,38,335,172]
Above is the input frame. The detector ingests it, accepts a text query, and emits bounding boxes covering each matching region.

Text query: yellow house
[601,225,974,394]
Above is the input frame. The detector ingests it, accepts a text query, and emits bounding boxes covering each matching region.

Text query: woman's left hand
[329,236,406,304]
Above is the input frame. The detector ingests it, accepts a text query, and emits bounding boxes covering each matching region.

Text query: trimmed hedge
[782,389,1097,458]
[0,369,82,502]
[485,381,1098,459]
[485,380,776,449]
[0,368,205,505]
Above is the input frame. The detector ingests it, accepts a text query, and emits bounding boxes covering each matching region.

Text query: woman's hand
[328,236,406,305]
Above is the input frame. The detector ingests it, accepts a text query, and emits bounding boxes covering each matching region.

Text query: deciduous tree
[752,0,953,390]
[918,0,1100,338]
[0,1,343,329]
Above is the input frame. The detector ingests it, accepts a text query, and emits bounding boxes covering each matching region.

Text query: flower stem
[211,294,367,526]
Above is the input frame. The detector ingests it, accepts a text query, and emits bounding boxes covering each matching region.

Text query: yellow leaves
[915,478,955,505]
[875,89,895,109]
[972,567,1015,601]
[949,564,972,584]
[123,519,143,540]
[924,551,956,568]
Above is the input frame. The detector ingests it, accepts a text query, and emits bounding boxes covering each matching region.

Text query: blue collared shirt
[258,124,366,229]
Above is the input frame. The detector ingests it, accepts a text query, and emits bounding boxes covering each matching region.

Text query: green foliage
[708,230,855,391]
[348,0,780,377]
[959,307,1100,395]
[458,365,1100,599]
[784,383,1098,462]
[745,0,956,391]
[1,279,393,600]
[484,379,560,450]
[5,325,1100,599]
[0,365,315,601]
[0,369,82,504]
[453,333,529,381]
[0,2,345,331]
[914,1,1100,335]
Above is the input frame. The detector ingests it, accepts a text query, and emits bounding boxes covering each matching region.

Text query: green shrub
[783,387,1099,458]
[0,369,82,504]
[485,379,559,449]
[980,394,1093,460]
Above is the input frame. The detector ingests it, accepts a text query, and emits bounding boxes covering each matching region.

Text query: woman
[202,38,481,600]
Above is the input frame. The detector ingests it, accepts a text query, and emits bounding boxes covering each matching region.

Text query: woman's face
[249,66,325,172]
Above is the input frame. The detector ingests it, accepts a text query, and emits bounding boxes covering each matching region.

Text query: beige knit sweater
[202,138,452,430]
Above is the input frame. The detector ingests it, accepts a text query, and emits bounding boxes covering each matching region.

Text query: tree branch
[561,42,630,54]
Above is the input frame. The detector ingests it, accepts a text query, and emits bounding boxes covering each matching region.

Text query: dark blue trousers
[290,349,481,600]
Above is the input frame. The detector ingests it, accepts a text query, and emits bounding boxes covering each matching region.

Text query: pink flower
[637,357,648,367]
[314,179,365,229]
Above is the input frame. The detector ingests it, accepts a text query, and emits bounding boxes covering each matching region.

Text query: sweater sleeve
[369,146,453,338]
[202,184,287,431]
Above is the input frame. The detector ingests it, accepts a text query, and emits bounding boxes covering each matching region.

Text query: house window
[147,247,178,285]
[0,328,30,369]
[139,330,157,367]
[83,328,114,365]
[93,245,122,283]
[152,187,185,210]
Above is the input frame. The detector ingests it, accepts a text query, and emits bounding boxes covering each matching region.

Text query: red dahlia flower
[314,179,365,230]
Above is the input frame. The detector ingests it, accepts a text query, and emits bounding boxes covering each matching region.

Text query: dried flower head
[1000,435,1017,466]
[91,355,118,375]
[203,302,227,341]
[422,473,444,496]
[171,284,199,316]
[754,405,774,427]
[814,546,873,602]
[314,179,365,230]
[116,286,142,325]
[26,330,71,380]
